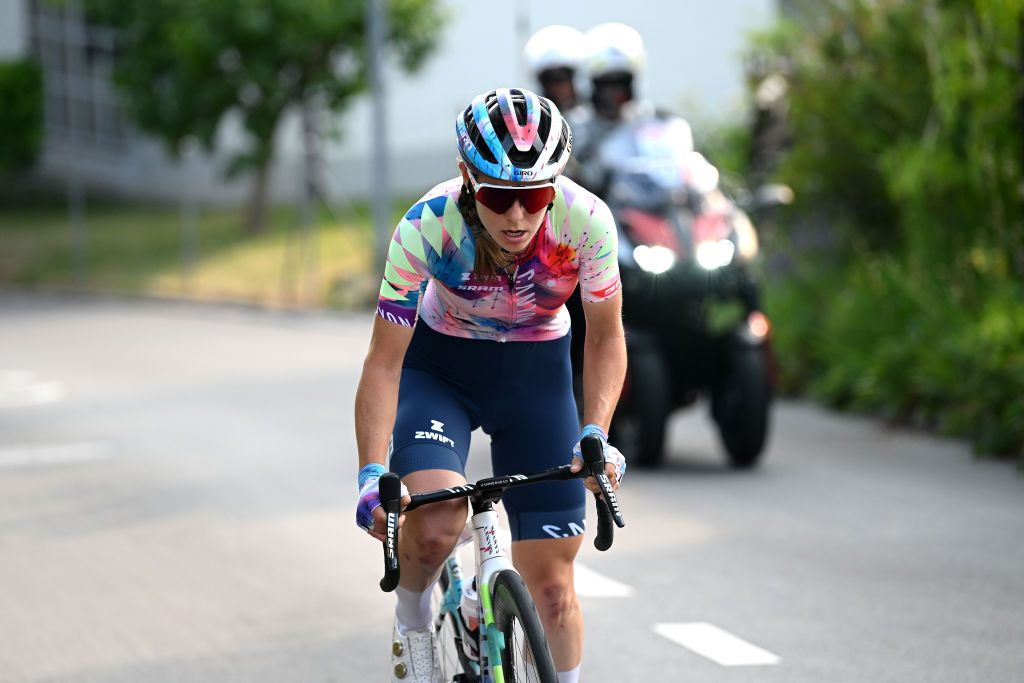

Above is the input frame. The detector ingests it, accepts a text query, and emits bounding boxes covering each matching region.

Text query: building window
[29,0,129,150]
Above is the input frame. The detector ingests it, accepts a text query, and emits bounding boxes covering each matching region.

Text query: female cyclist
[355,87,627,683]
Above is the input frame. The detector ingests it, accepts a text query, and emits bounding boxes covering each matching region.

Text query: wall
[0,0,27,58]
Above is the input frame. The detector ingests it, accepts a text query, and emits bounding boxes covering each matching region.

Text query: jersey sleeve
[376,215,433,328]
[577,197,622,303]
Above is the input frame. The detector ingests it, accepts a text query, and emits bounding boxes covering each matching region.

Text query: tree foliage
[84,0,445,229]
[779,0,1023,265]
[752,0,1024,458]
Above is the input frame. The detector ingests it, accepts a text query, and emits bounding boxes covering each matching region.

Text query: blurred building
[0,0,778,203]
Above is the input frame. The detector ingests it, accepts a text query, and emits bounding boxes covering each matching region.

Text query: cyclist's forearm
[355,360,401,469]
[581,330,626,431]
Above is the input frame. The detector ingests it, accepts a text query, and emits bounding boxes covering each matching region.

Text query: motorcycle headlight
[695,240,736,270]
[632,245,676,274]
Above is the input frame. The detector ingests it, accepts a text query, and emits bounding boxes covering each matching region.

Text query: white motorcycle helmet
[585,22,645,81]
[524,25,586,75]
[524,25,587,111]
[584,22,646,119]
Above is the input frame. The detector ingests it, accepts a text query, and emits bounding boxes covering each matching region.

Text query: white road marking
[0,441,114,469]
[573,563,634,598]
[654,622,781,666]
[0,370,66,408]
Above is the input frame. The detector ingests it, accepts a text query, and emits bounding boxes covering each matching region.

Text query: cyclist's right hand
[356,465,410,542]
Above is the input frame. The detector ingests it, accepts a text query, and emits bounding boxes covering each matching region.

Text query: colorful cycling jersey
[376,175,620,342]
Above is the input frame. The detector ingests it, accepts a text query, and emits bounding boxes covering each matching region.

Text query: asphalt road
[1,293,1022,682]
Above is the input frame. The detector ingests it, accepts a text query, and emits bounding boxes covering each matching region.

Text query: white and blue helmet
[456,88,573,182]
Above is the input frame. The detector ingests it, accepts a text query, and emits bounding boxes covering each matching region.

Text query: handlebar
[377,435,625,592]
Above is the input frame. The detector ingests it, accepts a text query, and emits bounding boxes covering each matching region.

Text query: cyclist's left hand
[570,423,626,494]
[356,465,411,543]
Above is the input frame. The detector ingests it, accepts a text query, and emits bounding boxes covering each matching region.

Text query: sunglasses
[467,173,557,214]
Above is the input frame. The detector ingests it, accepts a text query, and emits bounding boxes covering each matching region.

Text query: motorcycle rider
[571,22,694,195]
[523,24,587,113]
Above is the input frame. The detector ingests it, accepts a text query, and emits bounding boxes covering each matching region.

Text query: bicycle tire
[490,570,558,683]
[433,565,479,681]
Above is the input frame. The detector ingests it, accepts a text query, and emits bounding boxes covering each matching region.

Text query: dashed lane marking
[0,441,114,469]
[0,370,66,409]
[654,622,781,666]
[573,562,634,598]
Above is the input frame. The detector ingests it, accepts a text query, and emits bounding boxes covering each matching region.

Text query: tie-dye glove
[356,464,408,533]
[571,423,626,485]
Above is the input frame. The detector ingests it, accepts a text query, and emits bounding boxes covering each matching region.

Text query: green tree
[85,0,445,232]
[0,58,44,174]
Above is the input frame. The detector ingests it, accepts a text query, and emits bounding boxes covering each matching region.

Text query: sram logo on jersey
[414,419,455,447]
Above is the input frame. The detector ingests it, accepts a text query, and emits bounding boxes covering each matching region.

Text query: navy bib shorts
[389,321,586,542]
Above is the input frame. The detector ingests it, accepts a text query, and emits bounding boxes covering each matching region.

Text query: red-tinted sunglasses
[468,173,557,214]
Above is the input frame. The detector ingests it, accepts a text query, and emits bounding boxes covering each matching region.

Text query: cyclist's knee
[529,570,579,624]
[402,498,465,569]
[513,543,580,624]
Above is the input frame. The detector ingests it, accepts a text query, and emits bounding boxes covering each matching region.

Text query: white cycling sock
[394,584,434,634]
[557,664,581,683]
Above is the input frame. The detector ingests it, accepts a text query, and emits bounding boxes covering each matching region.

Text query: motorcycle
[569,114,785,468]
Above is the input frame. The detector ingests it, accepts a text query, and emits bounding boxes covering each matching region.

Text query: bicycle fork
[473,507,510,683]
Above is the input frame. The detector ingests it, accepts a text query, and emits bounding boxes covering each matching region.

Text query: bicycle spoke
[433,577,471,680]
[508,615,541,682]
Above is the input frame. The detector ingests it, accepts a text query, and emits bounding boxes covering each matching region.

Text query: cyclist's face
[460,163,552,254]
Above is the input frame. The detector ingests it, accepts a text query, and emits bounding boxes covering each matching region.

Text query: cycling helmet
[524,25,587,75]
[585,22,645,80]
[456,88,573,182]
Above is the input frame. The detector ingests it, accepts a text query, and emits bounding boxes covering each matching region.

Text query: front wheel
[711,338,772,469]
[490,570,558,683]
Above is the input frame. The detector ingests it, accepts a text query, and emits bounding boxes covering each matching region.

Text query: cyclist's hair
[458,181,510,278]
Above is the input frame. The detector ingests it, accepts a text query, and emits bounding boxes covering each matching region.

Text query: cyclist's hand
[570,424,626,494]
[356,465,411,542]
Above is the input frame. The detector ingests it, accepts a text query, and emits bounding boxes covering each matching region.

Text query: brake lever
[580,435,626,551]
[378,473,402,592]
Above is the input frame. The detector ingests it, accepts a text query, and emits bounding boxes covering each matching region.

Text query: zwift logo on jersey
[415,419,455,447]
[457,272,503,292]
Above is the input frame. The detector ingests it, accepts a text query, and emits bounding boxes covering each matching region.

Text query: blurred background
[1,1,1022,681]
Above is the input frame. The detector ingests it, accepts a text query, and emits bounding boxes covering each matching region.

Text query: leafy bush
[747,0,1024,460]
[771,255,1024,457]
[0,59,44,173]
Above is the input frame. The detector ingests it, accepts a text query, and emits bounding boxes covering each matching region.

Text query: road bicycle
[378,435,625,683]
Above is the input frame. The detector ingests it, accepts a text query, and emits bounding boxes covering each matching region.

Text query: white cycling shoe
[391,619,443,682]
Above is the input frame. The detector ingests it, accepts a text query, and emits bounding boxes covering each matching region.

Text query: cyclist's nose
[505,198,527,218]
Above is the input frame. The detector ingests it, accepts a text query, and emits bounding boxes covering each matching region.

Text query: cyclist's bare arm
[355,316,415,539]
[575,293,627,491]
[580,292,626,431]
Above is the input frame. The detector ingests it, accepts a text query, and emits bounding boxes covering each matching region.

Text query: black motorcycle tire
[612,347,670,468]
[711,339,772,469]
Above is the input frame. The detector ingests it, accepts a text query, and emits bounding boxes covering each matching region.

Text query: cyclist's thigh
[489,339,585,542]
[390,368,473,479]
